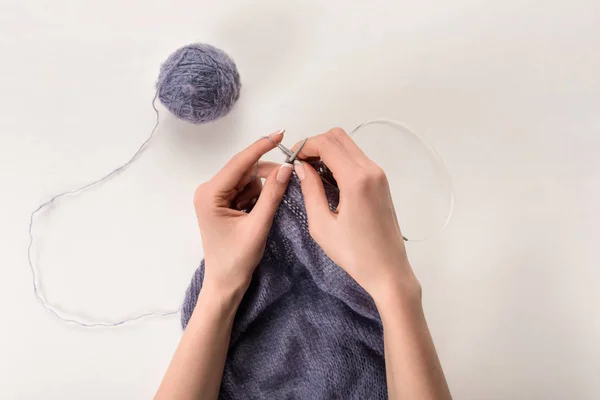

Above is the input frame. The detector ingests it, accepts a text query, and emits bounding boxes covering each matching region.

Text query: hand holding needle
[277,138,307,164]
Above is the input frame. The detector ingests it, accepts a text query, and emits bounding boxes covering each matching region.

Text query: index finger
[214,130,284,189]
[291,128,363,182]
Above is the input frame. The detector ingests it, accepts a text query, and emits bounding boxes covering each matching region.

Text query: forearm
[375,278,451,400]
[155,285,243,400]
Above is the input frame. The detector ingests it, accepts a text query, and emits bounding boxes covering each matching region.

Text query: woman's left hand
[193,130,292,298]
[156,131,291,399]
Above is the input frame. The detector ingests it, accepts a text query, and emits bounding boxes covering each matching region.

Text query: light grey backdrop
[1,0,598,398]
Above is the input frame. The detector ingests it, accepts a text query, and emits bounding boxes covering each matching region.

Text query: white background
[1,0,599,398]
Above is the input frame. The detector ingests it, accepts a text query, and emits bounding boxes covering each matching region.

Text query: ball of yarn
[157,44,241,124]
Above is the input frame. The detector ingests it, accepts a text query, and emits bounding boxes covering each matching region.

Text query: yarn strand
[350,119,455,242]
[27,113,454,327]
[27,92,180,328]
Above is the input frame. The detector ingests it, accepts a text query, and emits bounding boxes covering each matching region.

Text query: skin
[155,128,452,400]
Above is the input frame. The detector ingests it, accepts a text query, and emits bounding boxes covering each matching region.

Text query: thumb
[293,161,333,224]
[250,163,293,226]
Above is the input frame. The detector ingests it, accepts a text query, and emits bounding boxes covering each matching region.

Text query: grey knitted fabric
[181,163,387,399]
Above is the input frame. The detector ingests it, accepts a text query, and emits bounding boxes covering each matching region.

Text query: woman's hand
[292,128,451,400]
[156,131,293,400]
[291,128,420,304]
[158,128,450,400]
[194,130,293,298]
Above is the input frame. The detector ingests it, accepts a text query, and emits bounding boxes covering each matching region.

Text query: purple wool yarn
[157,44,241,124]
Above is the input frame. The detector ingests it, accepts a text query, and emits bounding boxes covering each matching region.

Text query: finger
[250,163,293,225]
[217,161,280,206]
[233,178,262,210]
[321,127,368,160]
[290,128,361,186]
[234,161,281,209]
[214,130,284,189]
[293,127,368,162]
[293,161,334,224]
[234,161,280,193]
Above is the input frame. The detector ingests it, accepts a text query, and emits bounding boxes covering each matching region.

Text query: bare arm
[155,131,292,399]
[375,282,451,400]
[292,128,452,399]
[155,286,242,400]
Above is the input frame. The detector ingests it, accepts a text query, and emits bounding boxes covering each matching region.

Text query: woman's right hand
[292,128,421,304]
[294,129,452,400]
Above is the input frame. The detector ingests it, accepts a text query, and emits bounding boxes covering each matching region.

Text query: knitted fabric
[181,163,387,399]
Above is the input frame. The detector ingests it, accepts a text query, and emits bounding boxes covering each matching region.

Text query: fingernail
[269,129,285,139]
[294,161,305,180]
[277,163,293,183]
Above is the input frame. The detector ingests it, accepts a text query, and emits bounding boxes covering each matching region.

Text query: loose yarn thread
[27,93,181,328]
[350,119,455,242]
[27,117,454,327]
[27,43,244,328]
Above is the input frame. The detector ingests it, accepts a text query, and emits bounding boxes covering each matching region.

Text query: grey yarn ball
[157,44,241,124]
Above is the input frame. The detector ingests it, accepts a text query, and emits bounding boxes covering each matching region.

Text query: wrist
[374,287,424,328]
[204,279,247,306]
[201,257,253,303]
[370,270,422,316]
[189,280,246,323]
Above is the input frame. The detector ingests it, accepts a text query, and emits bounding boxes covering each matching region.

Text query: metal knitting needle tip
[277,143,294,158]
[263,132,293,157]
[286,138,307,163]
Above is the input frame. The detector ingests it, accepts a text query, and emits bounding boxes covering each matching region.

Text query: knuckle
[313,133,329,147]
[324,130,338,145]
[353,171,371,190]
[352,167,388,192]
[193,183,210,207]
[370,166,388,184]
[329,127,348,138]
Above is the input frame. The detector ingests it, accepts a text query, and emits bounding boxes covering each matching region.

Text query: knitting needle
[276,143,294,159]
[285,139,307,164]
